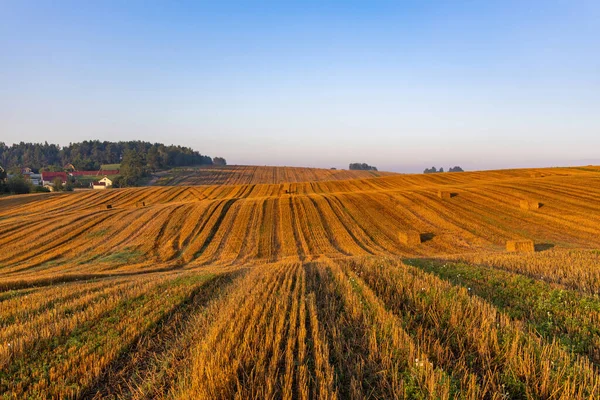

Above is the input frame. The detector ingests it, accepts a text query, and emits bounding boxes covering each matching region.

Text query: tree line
[423,166,464,173]
[0,140,218,173]
[349,163,378,171]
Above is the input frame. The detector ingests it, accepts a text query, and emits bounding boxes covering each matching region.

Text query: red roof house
[41,172,68,185]
[91,181,107,190]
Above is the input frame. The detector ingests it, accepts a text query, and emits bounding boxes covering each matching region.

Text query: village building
[16,168,42,186]
[92,176,113,190]
[27,173,42,186]
[41,172,68,186]
[98,176,113,186]
[92,182,107,190]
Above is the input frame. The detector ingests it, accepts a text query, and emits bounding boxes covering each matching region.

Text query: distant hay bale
[399,230,422,246]
[437,190,452,199]
[506,240,535,253]
[519,200,540,210]
[106,205,112,209]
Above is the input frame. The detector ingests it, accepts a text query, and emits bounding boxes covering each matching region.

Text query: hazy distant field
[153,165,395,186]
[2,166,600,398]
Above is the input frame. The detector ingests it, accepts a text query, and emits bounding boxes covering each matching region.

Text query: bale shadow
[420,233,435,242]
[534,243,554,252]
[450,193,459,198]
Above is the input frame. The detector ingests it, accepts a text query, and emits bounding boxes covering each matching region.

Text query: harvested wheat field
[2,165,600,399]
[153,165,395,186]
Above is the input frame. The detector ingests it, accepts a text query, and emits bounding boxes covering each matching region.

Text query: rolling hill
[1,165,600,398]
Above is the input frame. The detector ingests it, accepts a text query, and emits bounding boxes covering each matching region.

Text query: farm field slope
[1,165,600,398]
[153,164,395,185]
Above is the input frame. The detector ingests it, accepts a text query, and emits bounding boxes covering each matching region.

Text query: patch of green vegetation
[0,273,217,396]
[136,174,155,186]
[0,288,34,303]
[405,258,600,365]
[101,164,121,170]
[74,174,120,183]
[98,248,143,265]
[39,258,62,268]
[87,228,110,238]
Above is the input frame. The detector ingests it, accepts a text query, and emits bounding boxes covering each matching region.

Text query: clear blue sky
[1,1,599,172]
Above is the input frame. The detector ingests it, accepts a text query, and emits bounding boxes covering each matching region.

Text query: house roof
[41,172,68,181]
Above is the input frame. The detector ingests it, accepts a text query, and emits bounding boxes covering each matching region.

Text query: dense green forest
[0,140,215,173]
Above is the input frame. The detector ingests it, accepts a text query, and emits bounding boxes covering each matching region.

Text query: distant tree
[423,166,438,174]
[0,140,212,172]
[40,165,64,172]
[53,177,64,191]
[0,167,7,194]
[72,156,99,171]
[111,175,126,188]
[119,149,147,186]
[32,185,51,193]
[449,166,464,172]
[213,157,227,166]
[146,146,161,171]
[7,166,21,175]
[7,175,31,194]
[349,163,378,171]
[439,167,444,173]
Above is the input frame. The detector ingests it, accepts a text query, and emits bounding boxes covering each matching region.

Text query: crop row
[2,174,600,284]
[0,271,231,399]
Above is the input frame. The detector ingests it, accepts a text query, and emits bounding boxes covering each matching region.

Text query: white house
[98,176,113,186]
[92,182,107,190]
[92,176,112,190]
[28,173,42,186]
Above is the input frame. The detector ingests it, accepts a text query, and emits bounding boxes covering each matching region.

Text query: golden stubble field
[153,165,395,186]
[1,165,600,399]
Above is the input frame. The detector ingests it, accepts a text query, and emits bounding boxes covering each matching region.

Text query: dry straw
[506,240,535,253]
[437,191,452,199]
[519,200,540,210]
[399,230,421,246]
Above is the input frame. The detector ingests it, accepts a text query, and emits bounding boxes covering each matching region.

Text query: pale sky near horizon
[1,1,599,172]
